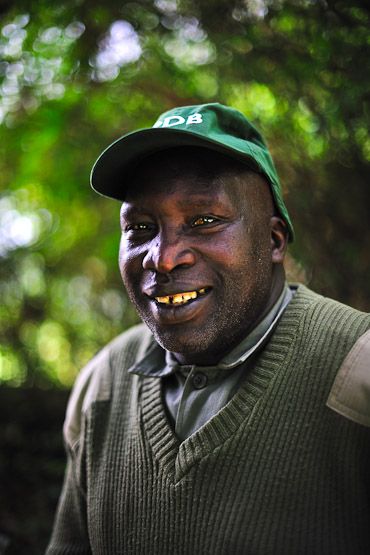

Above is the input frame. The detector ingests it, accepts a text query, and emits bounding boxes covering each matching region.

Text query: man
[47,103,370,554]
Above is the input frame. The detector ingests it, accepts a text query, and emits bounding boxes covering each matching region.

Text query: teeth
[155,288,207,306]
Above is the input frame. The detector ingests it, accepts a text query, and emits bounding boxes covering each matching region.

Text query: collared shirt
[130,285,294,441]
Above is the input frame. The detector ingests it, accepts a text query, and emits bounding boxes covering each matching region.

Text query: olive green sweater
[47,286,370,554]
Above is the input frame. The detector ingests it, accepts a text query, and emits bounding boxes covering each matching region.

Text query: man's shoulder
[63,323,153,449]
[292,284,370,331]
[326,328,370,427]
[290,285,370,428]
[283,283,370,377]
[73,321,153,399]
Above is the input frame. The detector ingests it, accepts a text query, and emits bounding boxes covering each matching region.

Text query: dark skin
[119,148,288,366]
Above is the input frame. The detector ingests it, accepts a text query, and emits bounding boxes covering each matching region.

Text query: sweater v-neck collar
[139,285,315,483]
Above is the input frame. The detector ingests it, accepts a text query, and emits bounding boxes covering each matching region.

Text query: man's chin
[154,330,203,355]
[149,326,225,366]
[148,325,199,356]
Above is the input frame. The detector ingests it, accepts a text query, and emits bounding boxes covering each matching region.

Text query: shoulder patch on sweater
[63,323,154,449]
[63,346,112,449]
[326,329,370,427]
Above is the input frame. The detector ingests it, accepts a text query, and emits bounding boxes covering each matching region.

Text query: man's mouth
[154,287,209,306]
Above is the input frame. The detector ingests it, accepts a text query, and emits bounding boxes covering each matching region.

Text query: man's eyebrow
[175,194,225,210]
[120,205,150,219]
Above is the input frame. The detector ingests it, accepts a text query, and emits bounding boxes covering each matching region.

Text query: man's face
[119,150,284,365]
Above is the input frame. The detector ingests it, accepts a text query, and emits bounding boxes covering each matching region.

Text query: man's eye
[191,216,217,227]
[125,223,153,232]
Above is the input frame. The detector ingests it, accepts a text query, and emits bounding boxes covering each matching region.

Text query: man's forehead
[120,194,229,222]
[123,175,234,206]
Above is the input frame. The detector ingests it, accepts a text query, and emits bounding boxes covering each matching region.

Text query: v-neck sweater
[47,285,370,555]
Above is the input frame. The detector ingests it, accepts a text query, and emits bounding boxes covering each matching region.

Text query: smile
[155,287,208,306]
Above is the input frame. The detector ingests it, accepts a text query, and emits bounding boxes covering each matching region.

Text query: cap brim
[90,127,261,200]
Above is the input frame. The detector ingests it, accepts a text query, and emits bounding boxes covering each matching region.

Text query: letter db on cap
[153,113,203,128]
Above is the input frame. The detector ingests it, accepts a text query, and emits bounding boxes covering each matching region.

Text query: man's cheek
[119,249,136,277]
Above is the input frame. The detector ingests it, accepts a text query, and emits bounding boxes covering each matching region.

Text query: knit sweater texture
[47,285,370,555]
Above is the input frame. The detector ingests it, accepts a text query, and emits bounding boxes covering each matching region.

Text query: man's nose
[142,230,196,274]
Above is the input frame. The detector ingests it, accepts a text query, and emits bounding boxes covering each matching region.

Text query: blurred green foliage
[1,0,370,388]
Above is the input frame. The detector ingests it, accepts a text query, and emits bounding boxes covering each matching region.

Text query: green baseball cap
[91,102,294,241]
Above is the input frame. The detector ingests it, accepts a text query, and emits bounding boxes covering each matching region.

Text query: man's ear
[270,216,288,263]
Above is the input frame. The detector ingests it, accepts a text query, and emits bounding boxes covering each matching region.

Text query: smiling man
[47,104,370,554]
[119,147,286,366]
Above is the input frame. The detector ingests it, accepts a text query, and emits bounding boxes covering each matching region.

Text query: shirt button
[192,372,208,389]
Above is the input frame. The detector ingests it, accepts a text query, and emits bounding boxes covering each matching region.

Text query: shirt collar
[129,284,293,378]
[216,284,292,369]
